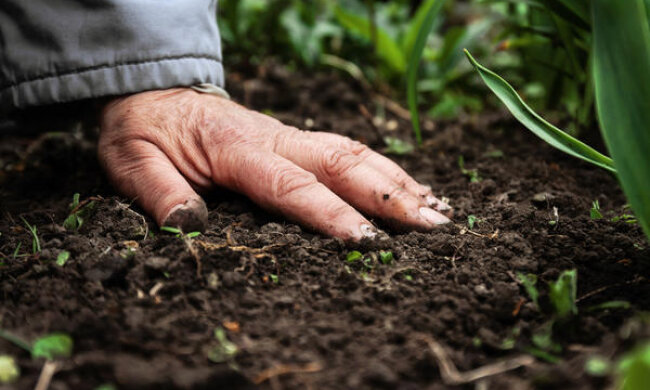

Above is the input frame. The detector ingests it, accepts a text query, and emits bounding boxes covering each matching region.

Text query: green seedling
[617,341,650,390]
[207,327,238,363]
[0,355,19,384]
[63,193,96,231]
[585,356,611,377]
[548,269,578,319]
[346,250,363,263]
[383,137,414,155]
[379,250,393,265]
[269,274,279,284]
[20,217,40,254]
[458,156,481,183]
[467,215,482,230]
[0,330,73,361]
[160,226,201,239]
[94,384,117,390]
[516,272,539,309]
[590,200,603,220]
[56,250,70,267]
[12,242,21,259]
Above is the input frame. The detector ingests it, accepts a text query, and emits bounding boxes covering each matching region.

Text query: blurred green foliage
[216,0,620,138]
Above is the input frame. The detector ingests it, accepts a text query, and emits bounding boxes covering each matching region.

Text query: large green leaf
[592,0,650,240]
[464,50,616,173]
[406,0,447,144]
[334,6,406,73]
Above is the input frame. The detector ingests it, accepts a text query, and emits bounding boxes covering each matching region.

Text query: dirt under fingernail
[162,198,208,233]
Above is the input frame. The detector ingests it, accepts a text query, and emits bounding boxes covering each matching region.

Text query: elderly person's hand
[98,88,451,240]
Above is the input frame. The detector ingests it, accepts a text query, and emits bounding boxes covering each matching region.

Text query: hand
[98,88,451,241]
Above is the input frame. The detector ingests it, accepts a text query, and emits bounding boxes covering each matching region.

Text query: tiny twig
[34,360,59,390]
[417,334,534,385]
[253,362,322,385]
[576,276,647,303]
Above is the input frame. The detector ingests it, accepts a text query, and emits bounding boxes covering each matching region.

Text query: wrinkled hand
[98,88,451,241]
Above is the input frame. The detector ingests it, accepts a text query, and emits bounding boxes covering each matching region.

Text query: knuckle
[270,167,319,200]
[339,137,370,156]
[321,149,361,177]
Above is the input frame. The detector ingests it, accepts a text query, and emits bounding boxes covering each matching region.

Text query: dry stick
[576,276,647,303]
[253,362,323,385]
[417,335,534,385]
[34,361,59,390]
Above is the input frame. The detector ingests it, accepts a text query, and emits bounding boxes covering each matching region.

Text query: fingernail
[426,194,451,211]
[162,198,208,233]
[360,224,378,238]
[419,207,451,225]
[425,195,438,207]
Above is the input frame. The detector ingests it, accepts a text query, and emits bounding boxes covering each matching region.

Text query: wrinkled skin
[98,88,452,241]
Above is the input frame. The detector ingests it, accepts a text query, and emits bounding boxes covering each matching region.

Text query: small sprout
[63,193,96,231]
[585,356,611,376]
[32,333,73,360]
[383,136,414,155]
[590,200,603,220]
[472,337,482,348]
[404,274,413,281]
[467,215,482,230]
[56,251,70,267]
[160,226,182,235]
[549,206,560,228]
[611,213,638,224]
[617,341,650,390]
[270,274,279,284]
[12,243,21,259]
[160,226,200,239]
[346,251,363,263]
[20,217,40,254]
[531,322,561,354]
[207,327,238,363]
[0,355,19,384]
[379,250,393,265]
[548,269,578,319]
[516,272,539,309]
[588,300,631,312]
[458,155,481,183]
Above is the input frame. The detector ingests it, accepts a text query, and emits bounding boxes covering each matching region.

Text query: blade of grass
[406,0,447,145]
[464,50,615,173]
[592,0,650,241]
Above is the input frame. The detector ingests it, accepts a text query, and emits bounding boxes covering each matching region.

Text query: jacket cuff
[1,57,224,112]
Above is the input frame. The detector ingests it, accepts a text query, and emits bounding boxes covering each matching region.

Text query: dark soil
[1,67,649,390]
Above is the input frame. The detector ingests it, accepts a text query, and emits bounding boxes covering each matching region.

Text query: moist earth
[1,67,649,390]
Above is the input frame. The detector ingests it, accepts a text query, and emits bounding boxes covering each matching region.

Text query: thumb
[98,138,208,233]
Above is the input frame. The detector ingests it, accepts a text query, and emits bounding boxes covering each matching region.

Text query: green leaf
[207,327,238,363]
[0,355,19,384]
[464,50,616,173]
[592,0,650,242]
[548,269,578,319]
[585,356,611,376]
[406,0,447,144]
[56,251,70,267]
[590,200,603,220]
[334,6,406,72]
[467,215,478,230]
[516,272,539,308]
[588,300,631,312]
[185,232,201,238]
[346,251,363,263]
[617,342,650,390]
[160,226,181,234]
[383,136,414,155]
[32,333,73,360]
[379,251,393,265]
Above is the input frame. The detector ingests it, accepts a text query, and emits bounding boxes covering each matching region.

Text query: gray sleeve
[0,0,224,113]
